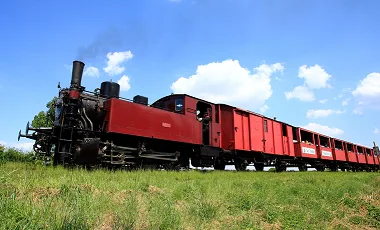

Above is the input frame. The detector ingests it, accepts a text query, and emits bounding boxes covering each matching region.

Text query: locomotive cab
[151,94,185,114]
[152,94,221,147]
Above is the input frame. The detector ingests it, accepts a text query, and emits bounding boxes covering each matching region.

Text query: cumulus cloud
[319,99,328,104]
[83,66,100,77]
[170,59,284,109]
[104,51,133,76]
[285,85,315,101]
[352,72,380,110]
[0,140,34,151]
[299,65,332,89]
[306,109,345,119]
[117,75,131,92]
[303,123,344,137]
[374,128,379,134]
[285,64,332,102]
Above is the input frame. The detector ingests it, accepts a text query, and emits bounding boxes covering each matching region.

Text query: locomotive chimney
[71,60,85,88]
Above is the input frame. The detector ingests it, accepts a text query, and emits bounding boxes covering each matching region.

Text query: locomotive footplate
[100,141,180,166]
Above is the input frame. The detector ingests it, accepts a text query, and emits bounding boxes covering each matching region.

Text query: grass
[0,162,379,230]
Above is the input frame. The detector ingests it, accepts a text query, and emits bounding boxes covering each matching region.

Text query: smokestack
[71,60,85,88]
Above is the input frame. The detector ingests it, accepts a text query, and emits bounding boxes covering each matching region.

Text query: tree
[31,97,57,128]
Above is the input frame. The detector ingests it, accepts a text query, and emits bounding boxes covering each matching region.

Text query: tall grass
[0,162,379,229]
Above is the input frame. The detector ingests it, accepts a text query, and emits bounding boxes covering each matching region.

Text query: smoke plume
[76,27,124,61]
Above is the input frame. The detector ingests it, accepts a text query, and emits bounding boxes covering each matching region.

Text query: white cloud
[285,65,332,102]
[303,123,344,137]
[117,75,131,92]
[298,64,332,89]
[285,85,315,101]
[103,51,133,76]
[352,72,380,109]
[306,109,345,119]
[170,59,284,109]
[259,104,269,113]
[83,66,100,77]
[0,140,34,151]
[374,128,379,134]
[319,99,328,104]
[342,98,350,106]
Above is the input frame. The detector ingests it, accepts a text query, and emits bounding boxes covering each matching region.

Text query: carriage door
[196,101,212,146]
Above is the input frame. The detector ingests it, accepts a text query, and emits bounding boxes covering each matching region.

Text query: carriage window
[300,130,313,144]
[347,143,353,152]
[175,98,184,112]
[366,148,371,156]
[264,120,268,132]
[282,124,287,137]
[320,136,330,148]
[357,146,363,154]
[334,140,343,150]
[292,127,298,142]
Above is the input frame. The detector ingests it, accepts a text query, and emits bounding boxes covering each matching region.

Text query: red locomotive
[18,60,380,171]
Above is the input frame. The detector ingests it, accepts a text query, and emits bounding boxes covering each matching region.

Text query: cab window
[175,98,184,112]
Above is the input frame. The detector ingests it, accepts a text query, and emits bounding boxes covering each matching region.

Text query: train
[18,60,380,172]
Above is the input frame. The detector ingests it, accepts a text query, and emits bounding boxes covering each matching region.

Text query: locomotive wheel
[234,158,248,171]
[329,165,338,172]
[315,165,325,172]
[275,161,286,172]
[298,163,307,172]
[213,157,226,170]
[254,163,264,171]
[214,162,226,170]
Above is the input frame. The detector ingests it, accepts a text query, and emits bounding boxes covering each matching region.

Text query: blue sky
[0,0,379,150]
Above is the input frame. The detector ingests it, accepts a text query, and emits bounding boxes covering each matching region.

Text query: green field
[0,162,379,230]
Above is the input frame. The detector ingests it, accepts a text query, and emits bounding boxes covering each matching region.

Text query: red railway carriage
[345,142,358,163]
[293,128,318,159]
[364,147,374,165]
[219,104,295,156]
[355,145,367,164]
[331,138,348,162]
[315,134,334,161]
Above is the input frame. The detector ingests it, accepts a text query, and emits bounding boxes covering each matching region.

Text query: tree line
[1,97,57,163]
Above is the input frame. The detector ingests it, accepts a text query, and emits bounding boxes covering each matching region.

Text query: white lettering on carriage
[302,147,315,154]
[322,150,332,157]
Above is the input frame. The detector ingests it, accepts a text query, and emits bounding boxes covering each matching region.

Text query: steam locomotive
[18,60,380,171]
[18,60,214,169]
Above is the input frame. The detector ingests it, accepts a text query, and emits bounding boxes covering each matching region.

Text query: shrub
[0,145,35,164]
